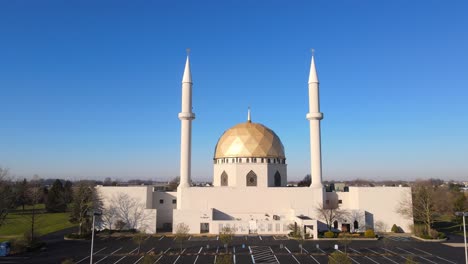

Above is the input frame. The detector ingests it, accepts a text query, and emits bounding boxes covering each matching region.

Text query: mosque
[97,53,413,238]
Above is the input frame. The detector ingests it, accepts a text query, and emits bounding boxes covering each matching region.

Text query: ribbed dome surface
[214,122,285,159]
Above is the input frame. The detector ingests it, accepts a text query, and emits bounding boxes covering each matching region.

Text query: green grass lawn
[0,204,77,241]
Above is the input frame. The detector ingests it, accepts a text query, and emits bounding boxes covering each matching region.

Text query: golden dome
[214,122,285,159]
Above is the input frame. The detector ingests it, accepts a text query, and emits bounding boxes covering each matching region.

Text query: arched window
[333,220,338,229]
[274,171,281,187]
[221,171,228,186]
[246,170,257,186]
[353,220,359,230]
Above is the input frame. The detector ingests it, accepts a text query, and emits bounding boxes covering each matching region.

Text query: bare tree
[133,232,147,254]
[339,233,352,254]
[25,181,44,243]
[101,206,118,232]
[315,201,348,231]
[219,226,235,253]
[112,193,150,231]
[70,181,102,235]
[374,220,388,234]
[174,222,190,252]
[0,167,13,227]
[397,181,436,235]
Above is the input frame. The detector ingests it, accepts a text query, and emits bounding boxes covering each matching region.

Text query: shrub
[364,229,375,238]
[115,220,126,230]
[324,231,335,238]
[10,238,28,254]
[411,224,425,237]
[329,251,351,264]
[216,254,233,264]
[438,232,446,239]
[65,233,91,239]
[429,228,439,239]
[391,224,399,233]
[141,255,157,264]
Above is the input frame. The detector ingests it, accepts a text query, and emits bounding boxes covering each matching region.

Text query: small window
[338,200,343,204]
[159,199,164,204]
[172,199,176,204]
[246,170,257,186]
[221,171,228,186]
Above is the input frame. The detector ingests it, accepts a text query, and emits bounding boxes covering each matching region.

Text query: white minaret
[178,51,195,196]
[306,50,324,189]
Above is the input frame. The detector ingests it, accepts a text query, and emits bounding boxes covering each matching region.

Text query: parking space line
[155,254,164,263]
[384,248,412,262]
[310,255,320,264]
[147,247,155,254]
[76,247,107,263]
[181,248,187,254]
[269,247,279,263]
[95,247,122,264]
[198,247,203,254]
[349,248,380,264]
[188,236,191,240]
[173,255,181,264]
[317,247,326,254]
[337,249,360,264]
[284,246,300,263]
[366,248,398,264]
[159,235,165,241]
[114,247,138,264]
[145,235,151,241]
[413,248,456,264]
[133,256,144,264]
[233,254,236,264]
[194,255,199,264]
[164,247,171,253]
[259,235,262,240]
[396,247,438,264]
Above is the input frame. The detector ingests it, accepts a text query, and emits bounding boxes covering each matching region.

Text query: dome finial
[247,106,251,123]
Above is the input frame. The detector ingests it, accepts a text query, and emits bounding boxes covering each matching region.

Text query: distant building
[97,54,413,238]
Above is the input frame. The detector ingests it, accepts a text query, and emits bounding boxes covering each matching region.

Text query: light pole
[455,212,468,264]
[89,210,102,264]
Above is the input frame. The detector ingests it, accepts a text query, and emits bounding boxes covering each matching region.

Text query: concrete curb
[411,235,447,242]
[318,238,379,241]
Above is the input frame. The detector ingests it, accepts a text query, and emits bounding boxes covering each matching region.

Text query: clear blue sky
[1,1,467,182]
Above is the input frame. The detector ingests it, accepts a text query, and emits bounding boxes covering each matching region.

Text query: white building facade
[97,53,413,238]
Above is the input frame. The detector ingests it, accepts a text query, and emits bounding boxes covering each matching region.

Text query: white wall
[96,186,157,233]
[336,186,413,232]
[154,191,177,229]
[213,163,287,187]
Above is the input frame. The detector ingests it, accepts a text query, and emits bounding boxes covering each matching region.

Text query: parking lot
[6,234,466,264]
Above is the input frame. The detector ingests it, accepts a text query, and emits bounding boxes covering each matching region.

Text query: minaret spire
[178,50,195,206]
[308,49,319,84]
[183,49,192,83]
[306,49,324,189]
[247,107,251,123]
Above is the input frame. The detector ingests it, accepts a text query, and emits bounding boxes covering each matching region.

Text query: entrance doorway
[341,224,351,232]
[249,221,257,234]
[200,223,209,233]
